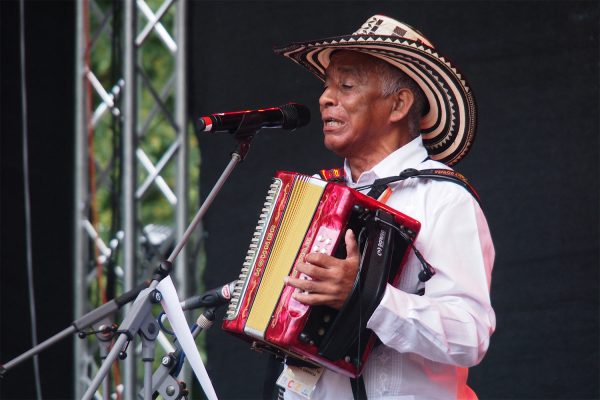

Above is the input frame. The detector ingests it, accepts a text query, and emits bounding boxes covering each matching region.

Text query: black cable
[374,217,436,282]
[19,0,42,397]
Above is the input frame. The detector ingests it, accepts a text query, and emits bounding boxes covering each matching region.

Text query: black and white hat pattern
[274,15,477,166]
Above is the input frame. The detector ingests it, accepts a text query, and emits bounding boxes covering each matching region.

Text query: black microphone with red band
[180,281,236,310]
[196,103,311,135]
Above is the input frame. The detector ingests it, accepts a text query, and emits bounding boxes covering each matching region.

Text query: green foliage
[89,0,200,243]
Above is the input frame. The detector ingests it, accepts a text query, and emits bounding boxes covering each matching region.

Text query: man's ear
[390,88,414,123]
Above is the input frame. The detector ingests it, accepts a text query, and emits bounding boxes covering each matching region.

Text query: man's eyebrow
[335,65,359,74]
[324,65,361,81]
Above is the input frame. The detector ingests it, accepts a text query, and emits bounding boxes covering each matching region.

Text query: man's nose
[319,87,336,108]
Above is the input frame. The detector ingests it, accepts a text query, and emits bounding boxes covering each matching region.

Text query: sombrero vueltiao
[274,15,477,166]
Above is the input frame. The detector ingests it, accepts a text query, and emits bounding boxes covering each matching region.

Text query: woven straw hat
[274,15,477,166]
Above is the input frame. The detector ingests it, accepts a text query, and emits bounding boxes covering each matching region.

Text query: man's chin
[323,137,349,158]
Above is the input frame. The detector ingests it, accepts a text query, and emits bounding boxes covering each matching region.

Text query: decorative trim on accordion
[225,178,283,320]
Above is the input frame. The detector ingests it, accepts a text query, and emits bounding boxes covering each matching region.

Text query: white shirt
[285,137,495,399]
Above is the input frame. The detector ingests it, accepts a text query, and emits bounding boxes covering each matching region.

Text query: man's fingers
[304,229,359,265]
[292,291,334,307]
[305,251,338,268]
[285,275,321,293]
[295,260,330,280]
[284,229,361,310]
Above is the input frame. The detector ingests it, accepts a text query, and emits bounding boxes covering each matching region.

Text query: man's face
[319,51,396,159]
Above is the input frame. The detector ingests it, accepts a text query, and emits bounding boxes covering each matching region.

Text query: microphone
[196,103,310,134]
[180,281,236,310]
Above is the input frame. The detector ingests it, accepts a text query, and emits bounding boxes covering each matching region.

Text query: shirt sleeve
[366,189,496,368]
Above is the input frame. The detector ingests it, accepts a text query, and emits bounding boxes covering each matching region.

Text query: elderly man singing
[274,15,495,400]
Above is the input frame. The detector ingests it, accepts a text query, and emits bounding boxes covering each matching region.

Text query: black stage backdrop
[1,1,76,399]
[1,1,598,400]
[190,2,599,400]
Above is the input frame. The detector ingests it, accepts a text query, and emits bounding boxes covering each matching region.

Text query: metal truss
[74,0,195,398]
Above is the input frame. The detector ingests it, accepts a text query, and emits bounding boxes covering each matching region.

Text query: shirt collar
[343,136,429,186]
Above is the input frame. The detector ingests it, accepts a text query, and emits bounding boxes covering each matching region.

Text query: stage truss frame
[74,0,197,398]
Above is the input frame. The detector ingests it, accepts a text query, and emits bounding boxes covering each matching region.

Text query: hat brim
[274,34,477,166]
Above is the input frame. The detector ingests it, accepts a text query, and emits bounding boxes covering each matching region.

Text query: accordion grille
[226,179,283,320]
[244,176,326,339]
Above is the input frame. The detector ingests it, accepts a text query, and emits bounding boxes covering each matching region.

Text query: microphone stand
[0,280,149,378]
[0,134,256,400]
[142,307,219,400]
[81,134,255,400]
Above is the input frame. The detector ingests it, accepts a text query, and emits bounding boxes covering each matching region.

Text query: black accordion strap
[365,184,387,200]
[319,164,481,206]
[351,375,368,400]
[363,168,481,206]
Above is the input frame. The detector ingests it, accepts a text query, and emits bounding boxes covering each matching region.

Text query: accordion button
[299,332,311,343]
[317,235,324,242]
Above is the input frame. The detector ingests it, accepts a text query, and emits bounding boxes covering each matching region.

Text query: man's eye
[342,84,353,89]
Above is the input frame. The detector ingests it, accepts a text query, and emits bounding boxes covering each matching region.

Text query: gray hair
[373,58,426,138]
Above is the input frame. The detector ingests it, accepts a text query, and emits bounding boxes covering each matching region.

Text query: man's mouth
[323,117,345,127]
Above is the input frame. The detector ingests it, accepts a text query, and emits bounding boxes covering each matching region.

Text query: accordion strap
[318,167,346,183]
[319,166,480,206]
[364,168,481,206]
[350,375,368,400]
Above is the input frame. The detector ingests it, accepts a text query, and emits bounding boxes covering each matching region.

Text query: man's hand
[284,229,360,309]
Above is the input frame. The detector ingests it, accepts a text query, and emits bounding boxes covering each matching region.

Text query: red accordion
[222,171,420,377]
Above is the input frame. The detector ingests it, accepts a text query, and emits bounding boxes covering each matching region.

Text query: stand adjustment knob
[151,290,163,303]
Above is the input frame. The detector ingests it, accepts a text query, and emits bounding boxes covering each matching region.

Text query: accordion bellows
[222,171,420,377]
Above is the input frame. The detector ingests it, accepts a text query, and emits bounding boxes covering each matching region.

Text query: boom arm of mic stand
[165,136,251,265]
[0,280,150,378]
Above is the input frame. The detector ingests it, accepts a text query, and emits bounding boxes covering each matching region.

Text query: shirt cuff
[367,284,405,323]
[366,283,426,348]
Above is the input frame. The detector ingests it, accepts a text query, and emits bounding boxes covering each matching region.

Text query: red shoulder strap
[319,167,346,183]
